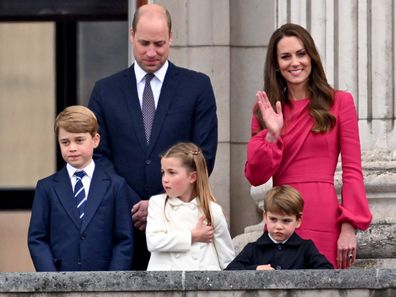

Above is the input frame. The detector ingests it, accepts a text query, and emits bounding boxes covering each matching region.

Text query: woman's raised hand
[256,91,283,142]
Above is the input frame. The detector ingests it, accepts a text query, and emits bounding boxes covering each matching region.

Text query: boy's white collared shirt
[66,160,95,197]
[268,232,289,244]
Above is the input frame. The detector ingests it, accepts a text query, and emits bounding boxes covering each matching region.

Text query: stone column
[128,0,136,66]
[229,0,276,236]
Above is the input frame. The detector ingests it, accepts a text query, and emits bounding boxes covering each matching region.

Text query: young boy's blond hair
[54,105,98,138]
[264,185,304,219]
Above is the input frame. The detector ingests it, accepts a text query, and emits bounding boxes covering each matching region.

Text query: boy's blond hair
[264,185,304,219]
[54,105,98,138]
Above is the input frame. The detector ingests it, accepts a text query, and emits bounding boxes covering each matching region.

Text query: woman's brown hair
[254,23,336,134]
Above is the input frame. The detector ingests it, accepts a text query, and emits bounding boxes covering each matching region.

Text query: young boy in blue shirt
[226,185,333,270]
[28,106,133,271]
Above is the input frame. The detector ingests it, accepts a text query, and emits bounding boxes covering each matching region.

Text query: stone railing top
[1,270,395,292]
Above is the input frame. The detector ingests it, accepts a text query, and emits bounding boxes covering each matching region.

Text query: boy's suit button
[276,245,282,251]
[80,234,86,240]
[145,160,151,165]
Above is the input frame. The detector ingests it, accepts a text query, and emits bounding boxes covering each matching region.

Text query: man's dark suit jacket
[88,61,218,269]
[28,165,133,271]
[88,61,217,200]
[225,232,334,270]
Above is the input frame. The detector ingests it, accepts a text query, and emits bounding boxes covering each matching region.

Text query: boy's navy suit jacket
[28,165,133,271]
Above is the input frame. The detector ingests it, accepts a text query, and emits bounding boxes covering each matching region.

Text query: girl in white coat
[146,142,235,270]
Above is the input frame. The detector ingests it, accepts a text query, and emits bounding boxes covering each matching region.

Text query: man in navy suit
[28,106,133,271]
[88,3,218,270]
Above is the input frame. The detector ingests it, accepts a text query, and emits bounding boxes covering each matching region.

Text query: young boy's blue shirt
[28,162,134,271]
[225,232,333,270]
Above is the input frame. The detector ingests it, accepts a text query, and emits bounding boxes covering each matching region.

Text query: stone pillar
[229,0,276,236]
[128,0,136,66]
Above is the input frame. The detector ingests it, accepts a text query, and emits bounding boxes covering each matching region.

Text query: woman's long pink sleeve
[336,93,372,230]
[245,116,284,186]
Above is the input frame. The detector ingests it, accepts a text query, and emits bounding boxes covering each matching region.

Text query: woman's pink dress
[245,91,372,267]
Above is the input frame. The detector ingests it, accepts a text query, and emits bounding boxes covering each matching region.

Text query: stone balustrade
[1,270,395,296]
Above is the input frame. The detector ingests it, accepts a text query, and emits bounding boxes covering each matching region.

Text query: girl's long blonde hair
[162,142,216,226]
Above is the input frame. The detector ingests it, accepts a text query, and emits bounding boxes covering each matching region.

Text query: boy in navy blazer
[28,106,133,271]
[226,185,333,270]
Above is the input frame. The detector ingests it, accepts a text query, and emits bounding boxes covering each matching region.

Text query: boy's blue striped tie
[74,171,87,220]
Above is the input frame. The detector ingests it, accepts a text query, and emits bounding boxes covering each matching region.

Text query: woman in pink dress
[245,23,372,268]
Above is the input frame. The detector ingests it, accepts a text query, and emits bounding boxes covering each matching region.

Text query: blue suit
[88,61,218,269]
[28,166,133,271]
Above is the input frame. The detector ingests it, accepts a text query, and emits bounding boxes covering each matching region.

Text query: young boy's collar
[268,232,289,244]
[66,160,95,179]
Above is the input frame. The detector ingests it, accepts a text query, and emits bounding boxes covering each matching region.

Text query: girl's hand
[336,222,357,269]
[191,216,214,243]
[256,91,283,143]
[256,264,274,270]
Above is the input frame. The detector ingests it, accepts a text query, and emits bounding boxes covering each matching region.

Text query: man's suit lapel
[148,62,178,155]
[121,63,179,155]
[122,66,148,152]
[53,167,81,230]
[81,167,109,232]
